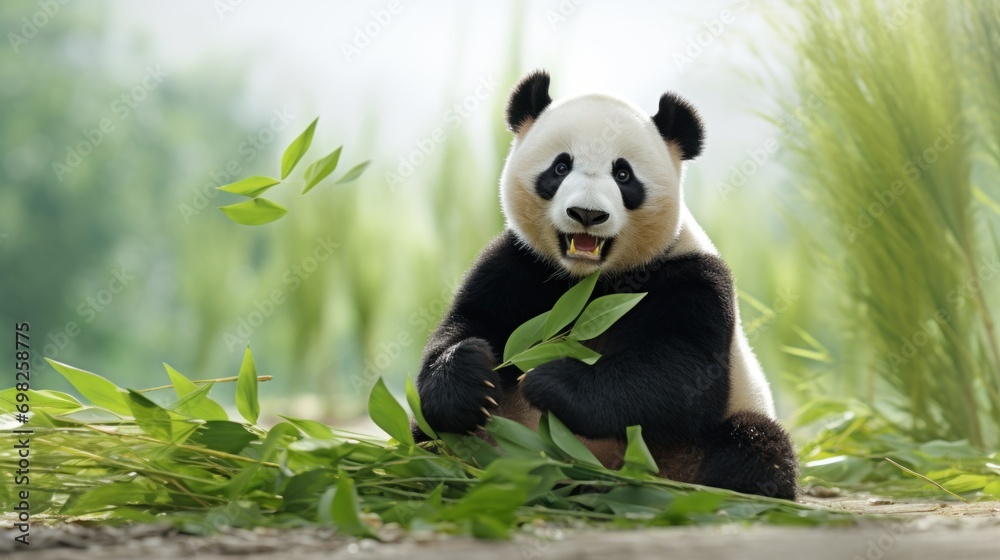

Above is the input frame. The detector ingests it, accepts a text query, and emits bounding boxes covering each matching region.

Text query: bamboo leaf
[404,374,436,439]
[541,271,599,339]
[334,160,370,185]
[46,359,130,416]
[539,412,602,467]
[622,425,658,476]
[219,198,288,226]
[281,117,318,179]
[163,363,199,397]
[570,293,646,341]
[509,339,600,372]
[301,146,342,194]
[503,311,549,362]
[367,377,415,447]
[235,346,260,424]
[217,175,280,198]
[170,381,229,422]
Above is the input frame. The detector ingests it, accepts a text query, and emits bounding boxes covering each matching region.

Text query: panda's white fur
[501,93,776,421]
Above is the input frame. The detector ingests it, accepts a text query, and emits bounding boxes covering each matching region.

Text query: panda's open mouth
[559,233,612,262]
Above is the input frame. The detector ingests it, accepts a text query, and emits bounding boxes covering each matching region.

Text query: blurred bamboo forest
[2,0,999,455]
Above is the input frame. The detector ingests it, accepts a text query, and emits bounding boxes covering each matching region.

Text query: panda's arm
[414,234,527,435]
[520,272,734,444]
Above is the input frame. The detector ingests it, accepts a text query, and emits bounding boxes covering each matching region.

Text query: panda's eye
[615,169,630,182]
[555,162,569,176]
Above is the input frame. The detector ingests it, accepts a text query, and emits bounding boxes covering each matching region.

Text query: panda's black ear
[652,92,705,160]
[506,70,552,134]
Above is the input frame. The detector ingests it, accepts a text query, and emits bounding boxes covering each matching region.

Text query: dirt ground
[3,495,999,560]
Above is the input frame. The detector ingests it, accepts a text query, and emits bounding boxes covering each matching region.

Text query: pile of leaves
[796,399,1000,500]
[0,352,853,538]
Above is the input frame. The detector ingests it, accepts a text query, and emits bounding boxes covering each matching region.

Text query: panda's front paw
[520,358,586,413]
[417,338,501,435]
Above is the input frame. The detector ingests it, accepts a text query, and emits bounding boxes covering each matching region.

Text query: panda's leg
[697,411,799,500]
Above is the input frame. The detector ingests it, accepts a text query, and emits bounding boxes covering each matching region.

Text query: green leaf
[170,381,229,421]
[367,377,415,447]
[655,491,728,524]
[0,389,84,415]
[126,389,197,443]
[570,293,646,341]
[61,481,160,516]
[439,432,501,466]
[502,311,549,362]
[279,415,335,440]
[163,363,199,397]
[46,359,130,416]
[219,198,288,226]
[217,175,281,198]
[983,477,1000,497]
[485,415,554,458]
[622,425,659,476]
[540,412,602,467]
[189,420,258,454]
[235,346,260,424]
[301,146,342,194]
[280,117,318,179]
[222,422,296,498]
[405,374,436,439]
[319,472,376,537]
[541,271,599,339]
[334,160,370,184]
[509,339,601,372]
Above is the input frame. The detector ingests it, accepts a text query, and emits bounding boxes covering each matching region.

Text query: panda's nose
[567,207,610,227]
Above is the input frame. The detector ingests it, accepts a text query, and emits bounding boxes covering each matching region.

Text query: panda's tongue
[573,233,599,253]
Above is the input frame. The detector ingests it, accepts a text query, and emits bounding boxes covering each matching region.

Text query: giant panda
[413,70,798,500]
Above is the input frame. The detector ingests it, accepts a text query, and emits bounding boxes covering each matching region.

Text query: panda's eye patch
[535,153,573,200]
[612,158,645,210]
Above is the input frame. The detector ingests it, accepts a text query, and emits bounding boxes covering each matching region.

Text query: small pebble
[867,498,893,506]
[807,485,842,498]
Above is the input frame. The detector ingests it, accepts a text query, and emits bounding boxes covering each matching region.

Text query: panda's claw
[485,396,498,407]
[484,380,496,389]
[480,406,492,419]
[517,372,527,383]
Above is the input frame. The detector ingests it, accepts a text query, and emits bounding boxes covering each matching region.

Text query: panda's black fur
[413,71,798,500]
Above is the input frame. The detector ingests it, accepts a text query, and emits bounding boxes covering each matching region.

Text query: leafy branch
[217,117,370,225]
[497,270,646,371]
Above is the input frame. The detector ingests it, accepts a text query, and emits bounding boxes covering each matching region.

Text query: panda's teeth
[568,236,577,254]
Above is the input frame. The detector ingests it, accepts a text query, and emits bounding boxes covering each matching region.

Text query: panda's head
[499,70,704,277]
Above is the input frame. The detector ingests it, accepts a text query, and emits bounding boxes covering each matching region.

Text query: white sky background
[105,0,793,216]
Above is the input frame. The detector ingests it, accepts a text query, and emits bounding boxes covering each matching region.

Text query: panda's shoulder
[647,251,735,300]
